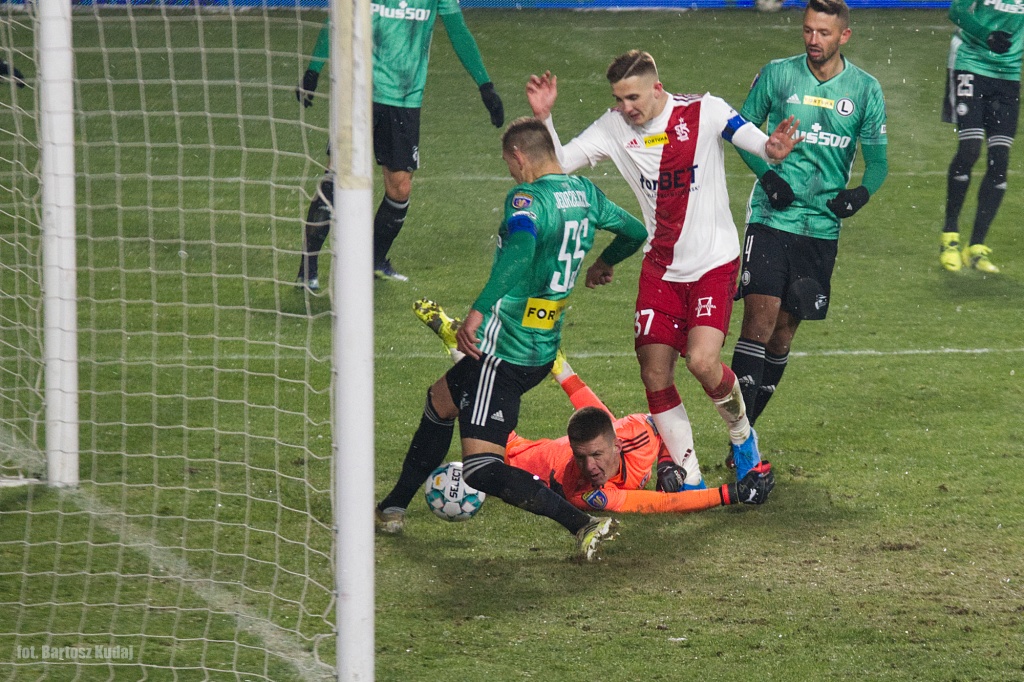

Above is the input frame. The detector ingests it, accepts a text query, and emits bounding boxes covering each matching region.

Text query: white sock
[651,404,702,485]
[711,377,751,445]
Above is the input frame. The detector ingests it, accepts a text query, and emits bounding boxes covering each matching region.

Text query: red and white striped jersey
[547,93,771,282]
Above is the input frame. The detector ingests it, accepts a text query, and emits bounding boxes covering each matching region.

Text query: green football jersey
[950,0,1024,81]
[478,175,641,367]
[371,0,460,107]
[742,55,887,240]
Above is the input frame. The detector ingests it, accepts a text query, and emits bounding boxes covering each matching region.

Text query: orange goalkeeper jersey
[504,378,724,514]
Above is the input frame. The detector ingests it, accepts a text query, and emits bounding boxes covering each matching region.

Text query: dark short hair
[806,0,850,27]
[606,50,659,85]
[502,116,557,160]
[567,406,615,444]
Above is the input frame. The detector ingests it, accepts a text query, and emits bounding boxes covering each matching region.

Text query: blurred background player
[526,51,800,485]
[728,0,887,444]
[294,2,504,288]
[415,298,776,515]
[0,58,25,89]
[375,118,647,560]
[939,0,1024,273]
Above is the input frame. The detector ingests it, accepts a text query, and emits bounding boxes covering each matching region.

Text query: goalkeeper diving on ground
[412,298,776,515]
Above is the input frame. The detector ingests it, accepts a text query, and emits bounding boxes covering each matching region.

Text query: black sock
[944,137,981,233]
[298,179,334,281]
[377,390,454,512]
[751,351,789,424]
[970,144,1009,246]
[372,195,410,266]
[463,455,591,534]
[731,337,767,426]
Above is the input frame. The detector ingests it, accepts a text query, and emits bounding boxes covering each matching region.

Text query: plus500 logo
[801,129,852,148]
[371,3,432,20]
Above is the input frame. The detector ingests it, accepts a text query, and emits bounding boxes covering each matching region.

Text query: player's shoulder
[841,57,884,91]
[505,183,543,213]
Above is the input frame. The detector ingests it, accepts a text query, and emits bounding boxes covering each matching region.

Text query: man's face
[611,74,664,127]
[570,433,621,488]
[803,9,850,67]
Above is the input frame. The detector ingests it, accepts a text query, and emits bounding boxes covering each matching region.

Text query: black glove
[826,185,870,219]
[722,461,775,505]
[479,82,504,128]
[296,69,320,108]
[656,461,686,493]
[760,169,795,211]
[987,30,1013,55]
[0,60,25,88]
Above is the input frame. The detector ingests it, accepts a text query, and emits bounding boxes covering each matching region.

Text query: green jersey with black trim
[371,0,460,107]
[478,174,643,367]
[950,0,1024,81]
[742,55,887,240]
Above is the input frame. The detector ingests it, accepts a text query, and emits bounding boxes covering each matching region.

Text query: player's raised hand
[296,69,319,108]
[585,257,614,288]
[765,115,802,161]
[455,309,484,360]
[479,82,504,127]
[526,71,558,119]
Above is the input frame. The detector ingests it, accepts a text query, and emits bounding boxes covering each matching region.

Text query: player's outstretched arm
[526,71,558,120]
[296,19,329,108]
[440,12,503,127]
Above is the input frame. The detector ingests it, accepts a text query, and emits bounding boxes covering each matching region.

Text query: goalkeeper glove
[720,461,775,505]
[826,185,869,219]
[479,82,504,127]
[296,69,320,108]
[760,169,795,211]
[987,30,1013,55]
[656,461,686,493]
[0,60,25,88]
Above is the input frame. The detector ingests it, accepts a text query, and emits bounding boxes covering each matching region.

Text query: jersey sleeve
[589,182,647,265]
[545,114,613,174]
[707,92,771,164]
[859,79,888,146]
[436,0,462,15]
[569,487,724,513]
[740,65,773,128]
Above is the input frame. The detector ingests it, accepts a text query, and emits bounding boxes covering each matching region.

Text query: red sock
[646,385,681,414]
[706,364,736,401]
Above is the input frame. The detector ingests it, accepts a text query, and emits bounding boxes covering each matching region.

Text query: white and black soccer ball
[423,462,486,522]
[755,0,784,12]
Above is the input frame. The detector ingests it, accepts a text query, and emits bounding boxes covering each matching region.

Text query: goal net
[0,2,353,679]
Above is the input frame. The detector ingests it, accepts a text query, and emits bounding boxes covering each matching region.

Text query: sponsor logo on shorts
[956,103,968,117]
[511,192,533,209]
[582,489,608,509]
[644,132,669,147]
[815,294,828,310]
[695,296,716,318]
[521,297,564,329]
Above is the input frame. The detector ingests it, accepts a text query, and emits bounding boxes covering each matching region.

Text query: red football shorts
[634,258,738,354]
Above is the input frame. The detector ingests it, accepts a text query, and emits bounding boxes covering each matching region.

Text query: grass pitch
[1,7,1023,682]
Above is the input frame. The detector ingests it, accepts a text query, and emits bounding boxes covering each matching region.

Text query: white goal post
[0,0,375,679]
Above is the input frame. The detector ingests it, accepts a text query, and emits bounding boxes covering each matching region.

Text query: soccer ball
[755,0,784,11]
[423,462,486,522]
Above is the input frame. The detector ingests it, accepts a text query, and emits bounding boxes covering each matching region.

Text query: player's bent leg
[462,449,595,539]
[376,380,458,533]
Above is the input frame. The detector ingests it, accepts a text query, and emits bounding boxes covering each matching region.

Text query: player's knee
[951,138,982,172]
[986,144,1010,183]
[684,349,719,384]
[639,363,674,392]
